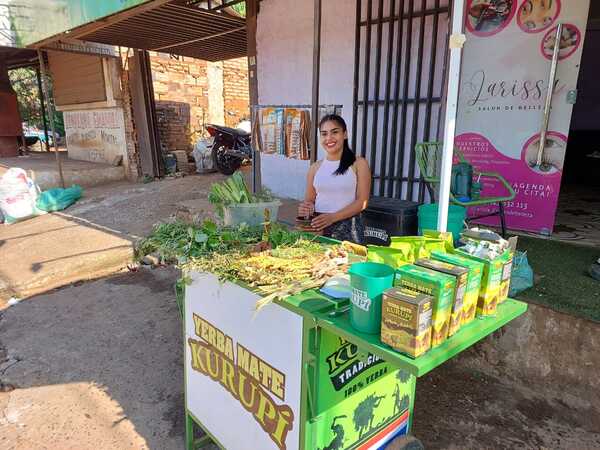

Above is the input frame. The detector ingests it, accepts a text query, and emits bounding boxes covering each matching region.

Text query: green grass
[513,236,600,322]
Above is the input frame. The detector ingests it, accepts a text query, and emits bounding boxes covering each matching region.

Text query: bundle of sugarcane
[182,240,349,311]
[253,246,349,311]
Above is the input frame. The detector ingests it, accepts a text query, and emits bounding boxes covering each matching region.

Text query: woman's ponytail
[334,138,356,175]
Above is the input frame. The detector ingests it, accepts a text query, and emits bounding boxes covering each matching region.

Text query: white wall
[257,0,355,133]
[256,0,356,200]
[64,107,128,167]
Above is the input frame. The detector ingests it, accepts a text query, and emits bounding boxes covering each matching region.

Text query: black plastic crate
[362,197,419,246]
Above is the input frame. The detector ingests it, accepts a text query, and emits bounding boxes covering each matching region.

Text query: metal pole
[351,0,362,153]
[437,0,466,232]
[536,23,562,168]
[37,49,65,188]
[406,0,427,201]
[35,67,50,152]
[310,0,322,163]
[387,0,406,197]
[247,0,260,193]
[378,0,396,196]
[360,0,373,159]
[395,0,414,199]
[368,0,384,191]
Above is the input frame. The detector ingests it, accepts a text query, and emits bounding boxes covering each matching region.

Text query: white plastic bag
[192,137,215,173]
[0,168,46,224]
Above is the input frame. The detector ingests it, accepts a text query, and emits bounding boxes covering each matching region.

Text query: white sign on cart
[185,272,303,450]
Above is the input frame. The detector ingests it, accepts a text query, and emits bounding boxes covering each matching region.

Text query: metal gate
[351,0,451,202]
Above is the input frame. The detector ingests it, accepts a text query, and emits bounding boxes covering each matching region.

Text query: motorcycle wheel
[213,145,243,175]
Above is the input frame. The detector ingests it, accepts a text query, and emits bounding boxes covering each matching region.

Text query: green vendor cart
[183,271,526,450]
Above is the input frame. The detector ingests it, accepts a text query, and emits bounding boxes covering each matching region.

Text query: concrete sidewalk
[0,152,126,190]
[0,171,300,305]
[0,174,225,304]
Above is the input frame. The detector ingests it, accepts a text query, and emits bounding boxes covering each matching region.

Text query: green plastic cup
[348,262,396,334]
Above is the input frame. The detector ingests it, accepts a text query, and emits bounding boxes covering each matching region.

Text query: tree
[9,67,64,136]
[231,2,246,17]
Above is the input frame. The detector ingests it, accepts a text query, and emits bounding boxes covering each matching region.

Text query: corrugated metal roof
[78,2,247,62]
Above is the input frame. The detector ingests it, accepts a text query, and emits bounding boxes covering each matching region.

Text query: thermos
[451,162,473,201]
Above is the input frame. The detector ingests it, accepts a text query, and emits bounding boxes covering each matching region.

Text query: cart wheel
[386,434,425,450]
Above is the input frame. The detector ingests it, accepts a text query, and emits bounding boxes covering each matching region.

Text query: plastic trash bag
[320,274,352,299]
[192,137,215,173]
[36,185,83,212]
[509,251,534,296]
[0,168,46,224]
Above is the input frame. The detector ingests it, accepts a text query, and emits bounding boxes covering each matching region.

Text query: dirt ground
[1,267,599,449]
[0,268,186,450]
[413,362,600,450]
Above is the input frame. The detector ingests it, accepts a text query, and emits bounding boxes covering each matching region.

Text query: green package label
[455,249,503,289]
[317,329,392,411]
[311,329,415,449]
[395,265,455,346]
[431,250,484,291]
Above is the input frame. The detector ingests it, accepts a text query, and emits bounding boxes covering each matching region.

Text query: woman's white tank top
[313,159,357,213]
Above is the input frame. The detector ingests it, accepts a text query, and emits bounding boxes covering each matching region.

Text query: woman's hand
[298,201,315,218]
[311,213,337,231]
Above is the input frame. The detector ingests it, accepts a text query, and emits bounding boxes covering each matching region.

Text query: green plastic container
[348,262,395,334]
[418,203,466,243]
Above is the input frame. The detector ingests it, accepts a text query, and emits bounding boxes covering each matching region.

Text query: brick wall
[223,58,250,127]
[150,53,249,153]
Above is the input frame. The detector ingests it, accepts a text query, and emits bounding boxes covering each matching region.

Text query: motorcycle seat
[206,124,250,137]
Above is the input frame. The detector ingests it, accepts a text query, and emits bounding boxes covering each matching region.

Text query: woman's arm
[298,162,318,217]
[311,158,371,230]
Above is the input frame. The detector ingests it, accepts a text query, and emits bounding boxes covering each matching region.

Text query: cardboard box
[430,250,484,326]
[455,249,503,316]
[381,288,433,358]
[395,265,455,347]
[415,258,469,337]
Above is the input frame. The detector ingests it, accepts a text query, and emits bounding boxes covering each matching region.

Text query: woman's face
[520,0,557,31]
[319,120,347,158]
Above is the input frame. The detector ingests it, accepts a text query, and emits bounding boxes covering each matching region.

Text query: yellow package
[430,250,484,326]
[395,264,455,347]
[415,258,469,337]
[498,250,513,304]
[455,249,503,316]
[367,245,410,269]
[422,229,454,253]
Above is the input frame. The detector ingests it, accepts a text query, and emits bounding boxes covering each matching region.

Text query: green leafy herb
[208,171,273,217]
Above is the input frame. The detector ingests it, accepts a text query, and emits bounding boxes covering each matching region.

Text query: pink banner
[455,132,564,234]
[456,0,591,234]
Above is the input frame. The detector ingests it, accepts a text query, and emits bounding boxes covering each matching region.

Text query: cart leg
[186,412,195,450]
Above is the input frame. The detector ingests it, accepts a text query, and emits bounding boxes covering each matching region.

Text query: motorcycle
[206,123,252,175]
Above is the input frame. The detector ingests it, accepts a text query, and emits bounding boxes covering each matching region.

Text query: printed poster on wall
[185,273,303,450]
[456,0,591,234]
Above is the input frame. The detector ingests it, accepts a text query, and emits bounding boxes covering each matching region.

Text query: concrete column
[207,61,225,125]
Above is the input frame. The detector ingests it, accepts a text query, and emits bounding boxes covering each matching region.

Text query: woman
[298,114,371,244]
